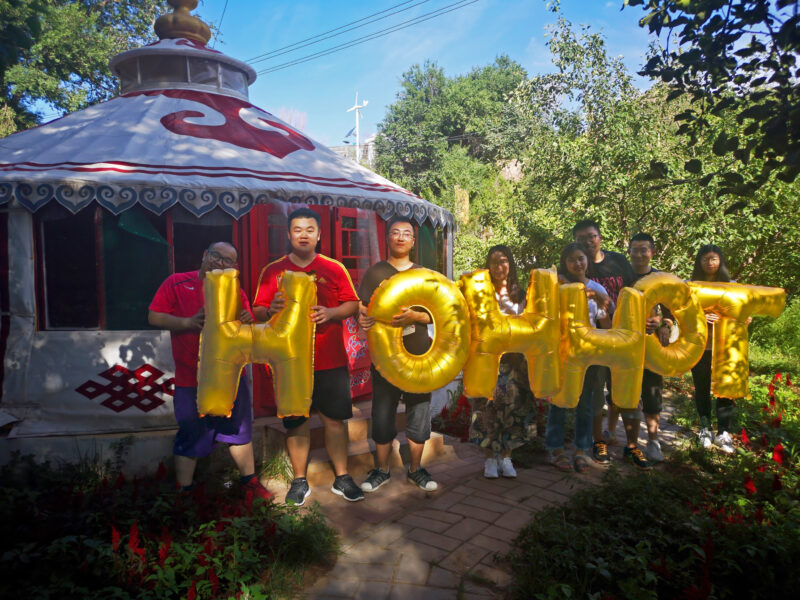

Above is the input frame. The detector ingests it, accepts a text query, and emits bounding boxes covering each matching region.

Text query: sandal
[573,453,591,473]
[549,451,572,472]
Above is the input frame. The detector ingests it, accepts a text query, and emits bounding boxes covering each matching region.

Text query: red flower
[768,382,775,397]
[772,442,786,465]
[762,433,768,447]
[187,581,197,600]
[770,412,783,428]
[740,428,751,448]
[757,464,767,473]
[744,474,757,495]
[769,396,776,408]
[111,525,121,552]
[786,374,792,386]
[773,372,783,382]
[158,527,172,566]
[128,521,140,553]
[113,473,125,490]
[773,473,783,491]
[198,554,209,566]
[156,462,167,481]
[209,568,220,594]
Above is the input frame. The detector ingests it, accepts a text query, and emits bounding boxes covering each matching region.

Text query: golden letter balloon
[197,269,316,418]
[634,272,707,376]
[459,268,561,399]
[367,268,470,393]
[552,284,646,409]
[688,281,786,398]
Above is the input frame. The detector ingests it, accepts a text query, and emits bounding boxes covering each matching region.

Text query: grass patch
[507,374,800,599]
[0,453,338,599]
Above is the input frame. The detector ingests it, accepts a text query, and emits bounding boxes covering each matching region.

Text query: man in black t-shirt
[358,216,438,493]
[573,219,649,470]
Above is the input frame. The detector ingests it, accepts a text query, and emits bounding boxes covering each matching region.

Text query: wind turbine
[346,92,368,163]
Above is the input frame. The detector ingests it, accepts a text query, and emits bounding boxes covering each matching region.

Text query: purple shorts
[173,379,252,458]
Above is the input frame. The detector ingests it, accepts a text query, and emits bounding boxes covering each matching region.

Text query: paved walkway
[269,404,684,599]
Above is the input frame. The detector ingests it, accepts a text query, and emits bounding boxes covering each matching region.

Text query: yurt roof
[0,6,453,229]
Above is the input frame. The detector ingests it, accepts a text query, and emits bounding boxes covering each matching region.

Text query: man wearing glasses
[358,215,438,493]
[149,242,273,501]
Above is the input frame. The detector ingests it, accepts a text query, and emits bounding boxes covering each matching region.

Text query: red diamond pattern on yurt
[75,364,174,413]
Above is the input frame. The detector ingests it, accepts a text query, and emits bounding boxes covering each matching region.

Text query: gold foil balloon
[552,284,646,409]
[367,268,470,393]
[634,272,707,376]
[459,268,561,399]
[197,269,316,418]
[688,281,786,398]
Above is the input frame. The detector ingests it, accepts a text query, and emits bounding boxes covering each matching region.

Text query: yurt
[0,1,454,448]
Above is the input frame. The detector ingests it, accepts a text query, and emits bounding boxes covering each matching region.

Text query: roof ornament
[154,0,211,44]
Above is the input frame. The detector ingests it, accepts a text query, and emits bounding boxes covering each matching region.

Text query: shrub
[0,455,337,599]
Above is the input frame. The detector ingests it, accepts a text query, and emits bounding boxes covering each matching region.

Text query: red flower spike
[198,554,209,567]
[772,442,786,465]
[158,541,170,566]
[773,473,783,491]
[757,464,767,472]
[209,568,220,594]
[768,382,775,396]
[187,581,197,600]
[111,525,121,552]
[744,474,757,495]
[774,372,783,382]
[762,433,768,447]
[769,396,776,408]
[740,428,751,448]
[156,461,167,481]
[770,412,783,428]
[128,520,140,553]
[787,375,792,386]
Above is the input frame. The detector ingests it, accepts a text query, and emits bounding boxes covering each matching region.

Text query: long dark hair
[559,242,588,283]
[690,244,731,282]
[485,245,524,303]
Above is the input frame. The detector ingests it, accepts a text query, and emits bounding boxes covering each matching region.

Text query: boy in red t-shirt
[149,241,272,501]
[253,208,361,505]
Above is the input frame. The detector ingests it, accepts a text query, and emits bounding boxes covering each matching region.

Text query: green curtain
[102,208,170,330]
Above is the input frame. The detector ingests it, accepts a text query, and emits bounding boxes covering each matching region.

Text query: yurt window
[188,58,218,87]
[220,66,248,96]
[116,58,140,92]
[141,55,188,87]
[35,205,100,329]
[171,206,234,273]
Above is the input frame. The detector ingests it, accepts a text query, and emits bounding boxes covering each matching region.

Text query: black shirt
[588,250,635,306]
[359,261,432,356]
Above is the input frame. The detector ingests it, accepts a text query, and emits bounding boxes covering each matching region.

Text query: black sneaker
[407,467,438,491]
[624,446,651,470]
[592,441,611,465]
[361,468,391,492]
[285,477,311,506]
[331,474,365,502]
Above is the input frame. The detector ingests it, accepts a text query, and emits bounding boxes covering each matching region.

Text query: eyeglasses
[576,233,600,243]
[207,249,237,268]
[389,230,415,239]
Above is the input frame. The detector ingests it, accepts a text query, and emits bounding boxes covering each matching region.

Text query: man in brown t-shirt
[358,215,437,493]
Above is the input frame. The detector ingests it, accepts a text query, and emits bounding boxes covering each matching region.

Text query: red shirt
[253,254,359,371]
[149,271,252,387]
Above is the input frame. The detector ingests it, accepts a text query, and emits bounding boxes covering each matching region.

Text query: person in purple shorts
[149,242,272,500]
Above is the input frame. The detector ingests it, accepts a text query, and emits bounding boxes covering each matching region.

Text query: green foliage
[751,295,800,356]
[626,0,800,189]
[0,454,337,599]
[1,0,168,134]
[509,375,800,599]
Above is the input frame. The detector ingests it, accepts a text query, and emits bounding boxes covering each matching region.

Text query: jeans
[691,350,734,433]
[545,365,599,452]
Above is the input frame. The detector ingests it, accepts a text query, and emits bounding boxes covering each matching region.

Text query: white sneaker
[500,456,517,478]
[645,440,665,462]
[483,458,499,479]
[699,428,714,449]
[715,431,735,454]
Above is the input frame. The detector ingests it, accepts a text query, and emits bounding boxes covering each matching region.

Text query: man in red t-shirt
[149,241,272,501]
[253,208,362,505]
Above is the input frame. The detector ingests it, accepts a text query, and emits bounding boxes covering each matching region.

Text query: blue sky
[193,0,655,147]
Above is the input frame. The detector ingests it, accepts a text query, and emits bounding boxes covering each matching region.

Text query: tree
[626,0,800,196]
[1,0,168,134]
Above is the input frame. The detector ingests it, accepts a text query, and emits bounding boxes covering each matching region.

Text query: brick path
[266,405,684,599]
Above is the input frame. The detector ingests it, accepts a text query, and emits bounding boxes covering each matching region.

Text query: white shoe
[699,428,714,449]
[645,440,664,462]
[715,431,735,454]
[484,458,499,479]
[500,456,517,478]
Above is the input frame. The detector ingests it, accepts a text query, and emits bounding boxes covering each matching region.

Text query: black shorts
[641,368,663,415]
[283,366,353,429]
[370,366,431,445]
